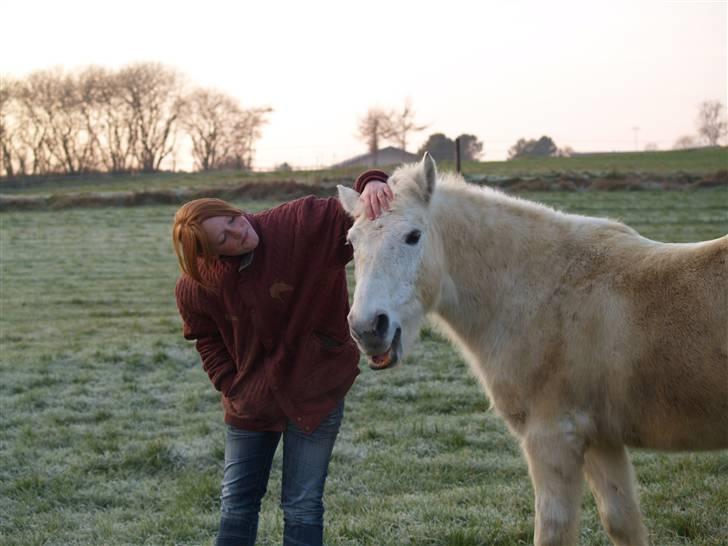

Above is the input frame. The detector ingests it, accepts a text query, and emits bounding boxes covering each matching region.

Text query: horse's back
[613,235,727,450]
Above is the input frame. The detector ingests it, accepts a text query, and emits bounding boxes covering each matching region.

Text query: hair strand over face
[172,198,243,286]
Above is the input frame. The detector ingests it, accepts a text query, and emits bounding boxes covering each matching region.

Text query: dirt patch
[689,169,728,189]
[1,172,725,212]
[0,180,336,212]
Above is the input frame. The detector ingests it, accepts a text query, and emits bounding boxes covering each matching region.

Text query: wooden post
[455,137,461,174]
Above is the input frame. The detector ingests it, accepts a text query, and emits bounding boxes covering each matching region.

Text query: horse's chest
[486,375,530,433]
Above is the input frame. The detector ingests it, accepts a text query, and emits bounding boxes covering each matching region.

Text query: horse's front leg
[522,422,586,546]
[583,444,649,546]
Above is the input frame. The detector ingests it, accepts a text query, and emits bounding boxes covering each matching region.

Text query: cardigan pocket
[313,330,348,351]
[289,331,358,401]
[226,372,279,420]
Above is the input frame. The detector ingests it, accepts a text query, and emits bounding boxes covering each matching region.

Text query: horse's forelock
[395,183,430,210]
[390,164,434,208]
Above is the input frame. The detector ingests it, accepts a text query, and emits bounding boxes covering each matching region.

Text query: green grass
[1,189,727,545]
[456,147,727,177]
[1,147,725,197]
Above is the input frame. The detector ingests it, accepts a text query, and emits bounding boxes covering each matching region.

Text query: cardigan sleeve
[354,169,389,193]
[175,278,236,395]
[293,169,390,268]
[295,196,355,268]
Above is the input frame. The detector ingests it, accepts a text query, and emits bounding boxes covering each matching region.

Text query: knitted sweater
[175,171,387,432]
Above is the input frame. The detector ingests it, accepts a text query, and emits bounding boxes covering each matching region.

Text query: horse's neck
[429,184,587,349]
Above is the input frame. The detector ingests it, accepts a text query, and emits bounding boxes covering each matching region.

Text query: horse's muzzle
[349,311,402,370]
[350,311,391,349]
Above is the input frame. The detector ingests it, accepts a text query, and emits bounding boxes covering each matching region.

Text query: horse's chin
[368,327,402,370]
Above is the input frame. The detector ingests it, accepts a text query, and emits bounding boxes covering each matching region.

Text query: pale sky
[2,0,725,168]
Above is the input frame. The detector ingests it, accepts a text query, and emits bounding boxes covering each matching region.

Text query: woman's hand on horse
[360,181,394,220]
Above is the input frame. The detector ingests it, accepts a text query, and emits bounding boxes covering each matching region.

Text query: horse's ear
[421,152,437,202]
[337,185,360,217]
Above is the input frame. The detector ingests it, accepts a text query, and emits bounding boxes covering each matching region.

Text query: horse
[337,154,728,546]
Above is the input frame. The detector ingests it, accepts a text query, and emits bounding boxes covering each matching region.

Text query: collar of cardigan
[238,251,254,271]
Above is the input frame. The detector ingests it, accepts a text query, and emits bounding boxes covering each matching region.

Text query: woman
[172,170,391,546]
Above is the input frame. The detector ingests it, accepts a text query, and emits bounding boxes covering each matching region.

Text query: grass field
[1,147,725,197]
[1,188,727,545]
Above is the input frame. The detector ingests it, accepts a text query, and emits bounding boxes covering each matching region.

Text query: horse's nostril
[375,313,389,338]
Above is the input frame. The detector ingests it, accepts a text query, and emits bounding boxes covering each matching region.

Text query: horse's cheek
[417,260,439,310]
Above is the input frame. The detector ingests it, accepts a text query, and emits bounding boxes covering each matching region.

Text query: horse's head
[338,153,441,370]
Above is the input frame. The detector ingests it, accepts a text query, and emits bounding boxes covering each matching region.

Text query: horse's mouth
[368,328,402,370]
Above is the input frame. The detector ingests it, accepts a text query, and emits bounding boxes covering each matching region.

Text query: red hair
[172,198,243,286]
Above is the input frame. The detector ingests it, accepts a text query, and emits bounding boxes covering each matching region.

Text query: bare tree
[183,89,242,170]
[57,72,98,174]
[9,105,45,175]
[75,68,103,170]
[1,62,274,178]
[97,70,137,173]
[117,62,186,172]
[4,70,97,176]
[18,70,65,174]
[357,108,393,165]
[696,100,727,146]
[13,74,44,174]
[0,76,16,177]
[673,135,697,150]
[74,66,136,174]
[219,106,273,170]
[19,69,104,174]
[387,99,427,152]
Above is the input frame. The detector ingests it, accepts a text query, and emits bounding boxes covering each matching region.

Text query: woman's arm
[193,334,237,395]
[292,171,394,268]
[354,169,393,220]
[176,279,237,395]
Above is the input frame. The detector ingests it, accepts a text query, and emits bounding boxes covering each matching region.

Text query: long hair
[172,198,243,286]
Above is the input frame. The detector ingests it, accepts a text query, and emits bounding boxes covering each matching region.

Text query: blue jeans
[216,401,344,546]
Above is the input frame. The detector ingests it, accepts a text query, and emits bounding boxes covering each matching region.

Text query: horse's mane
[429,169,636,237]
[393,161,563,218]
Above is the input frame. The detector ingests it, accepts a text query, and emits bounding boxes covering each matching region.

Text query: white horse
[338,154,728,546]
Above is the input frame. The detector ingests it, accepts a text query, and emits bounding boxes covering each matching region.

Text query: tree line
[508,101,726,159]
[357,101,484,162]
[506,101,725,159]
[0,62,271,178]
[672,101,727,150]
[2,62,723,179]
[355,100,726,163]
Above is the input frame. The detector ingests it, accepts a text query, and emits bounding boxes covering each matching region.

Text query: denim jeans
[216,401,344,546]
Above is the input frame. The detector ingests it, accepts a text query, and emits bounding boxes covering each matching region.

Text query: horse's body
[338,155,727,546]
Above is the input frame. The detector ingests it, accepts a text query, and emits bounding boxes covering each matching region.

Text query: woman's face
[201,214,259,257]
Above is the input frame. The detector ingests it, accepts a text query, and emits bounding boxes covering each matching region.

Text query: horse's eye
[405,230,421,245]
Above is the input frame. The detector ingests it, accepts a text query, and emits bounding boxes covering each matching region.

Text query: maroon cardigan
[175,172,387,433]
